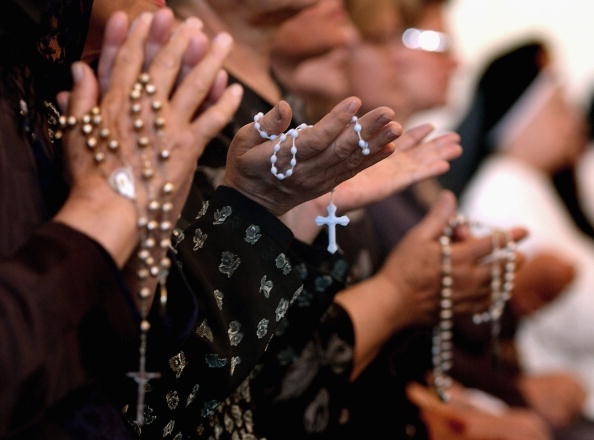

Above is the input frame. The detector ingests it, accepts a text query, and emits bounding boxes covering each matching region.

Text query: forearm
[334,274,411,380]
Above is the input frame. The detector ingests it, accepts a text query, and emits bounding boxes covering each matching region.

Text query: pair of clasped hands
[53,8,496,307]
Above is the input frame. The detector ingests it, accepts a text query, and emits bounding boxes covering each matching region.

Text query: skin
[348,3,458,118]
[56,9,242,271]
[272,0,524,381]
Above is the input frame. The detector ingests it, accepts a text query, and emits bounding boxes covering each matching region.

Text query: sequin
[219,251,241,278]
[192,228,208,251]
[195,200,209,219]
[214,289,224,310]
[256,318,269,339]
[294,262,308,280]
[228,321,244,347]
[259,275,273,298]
[213,205,232,224]
[162,420,175,437]
[314,275,333,292]
[166,391,180,410]
[205,353,228,368]
[331,259,349,280]
[186,384,199,407]
[275,253,292,275]
[202,400,220,417]
[290,284,304,303]
[244,225,262,244]
[196,319,214,342]
[275,298,289,322]
[169,352,187,379]
[230,356,241,375]
[171,228,185,250]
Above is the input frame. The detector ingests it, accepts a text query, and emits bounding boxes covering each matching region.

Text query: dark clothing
[0,2,142,437]
[134,79,355,439]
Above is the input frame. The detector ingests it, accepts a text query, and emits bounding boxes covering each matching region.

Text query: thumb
[64,62,100,117]
[232,100,293,154]
[416,190,457,240]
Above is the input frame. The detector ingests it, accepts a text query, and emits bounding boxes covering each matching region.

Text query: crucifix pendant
[315,201,349,254]
[127,332,161,425]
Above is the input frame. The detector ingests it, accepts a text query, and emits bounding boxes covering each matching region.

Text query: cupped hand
[280,124,462,241]
[377,191,528,328]
[407,381,553,440]
[222,96,402,216]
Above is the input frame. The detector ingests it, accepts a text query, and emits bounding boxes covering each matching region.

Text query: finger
[178,32,209,82]
[333,105,400,160]
[97,11,130,94]
[316,107,400,180]
[414,191,458,240]
[196,70,229,111]
[170,32,235,120]
[147,16,205,101]
[66,62,100,117]
[144,8,176,68]
[105,12,154,94]
[56,91,70,114]
[293,97,361,159]
[190,83,244,151]
[507,226,529,244]
[232,100,293,156]
[394,123,434,151]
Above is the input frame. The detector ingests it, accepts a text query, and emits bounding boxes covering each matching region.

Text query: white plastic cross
[315,202,349,254]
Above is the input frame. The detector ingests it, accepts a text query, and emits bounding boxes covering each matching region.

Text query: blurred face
[83,0,163,62]
[507,83,588,172]
[349,3,458,117]
[274,0,359,59]
[271,0,359,112]
[215,0,321,26]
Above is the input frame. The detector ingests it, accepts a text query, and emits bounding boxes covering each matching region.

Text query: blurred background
[415,0,594,130]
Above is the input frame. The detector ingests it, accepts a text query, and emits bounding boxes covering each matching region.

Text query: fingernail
[184,16,203,29]
[347,98,358,112]
[229,83,243,97]
[71,62,84,83]
[213,32,233,49]
[130,12,152,31]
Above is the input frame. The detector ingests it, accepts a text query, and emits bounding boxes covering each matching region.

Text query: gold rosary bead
[138,72,151,84]
[151,100,163,111]
[140,319,151,332]
[139,286,152,299]
[86,137,98,149]
[137,136,150,148]
[94,152,105,163]
[162,182,174,194]
[82,123,93,135]
[159,149,171,161]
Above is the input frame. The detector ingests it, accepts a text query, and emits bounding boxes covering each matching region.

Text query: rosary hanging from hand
[253,113,370,254]
[433,215,516,402]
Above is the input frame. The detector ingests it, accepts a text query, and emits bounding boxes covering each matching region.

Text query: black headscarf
[439,38,594,239]
[439,40,547,196]
[0,0,94,219]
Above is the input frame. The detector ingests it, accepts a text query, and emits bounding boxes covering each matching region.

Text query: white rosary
[433,215,516,402]
[253,113,369,254]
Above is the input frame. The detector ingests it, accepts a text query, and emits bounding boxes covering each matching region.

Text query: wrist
[54,185,138,267]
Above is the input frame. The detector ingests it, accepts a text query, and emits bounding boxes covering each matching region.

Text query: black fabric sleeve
[0,222,136,436]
